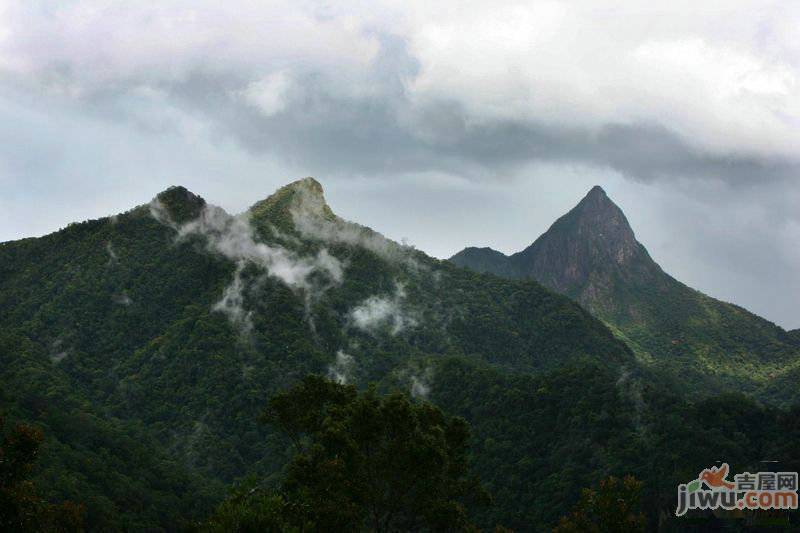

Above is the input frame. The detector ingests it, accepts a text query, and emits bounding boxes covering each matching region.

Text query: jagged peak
[511,183,655,284]
[248,177,336,229]
[586,184,607,198]
[561,185,630,231]
[281,176,325,197]
[575,185,615,210]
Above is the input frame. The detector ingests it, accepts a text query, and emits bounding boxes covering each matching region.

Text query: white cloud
[3,1,800,161]
[105,241,119,264]
[289,178,419,267]
[0,1,380,91]
[350,282,416,335]
[150,196,345,331]
[410,373,430,399]
[212,261,253,333]
[328,350,355,384]
[113,291,133,306]
[173,203,343,290]
[236,71,293,117]
[400,0,800,160]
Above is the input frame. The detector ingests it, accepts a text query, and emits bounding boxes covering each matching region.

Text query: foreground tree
[0,416,84,532]
[554,475,645,533]
[205,375,488,532]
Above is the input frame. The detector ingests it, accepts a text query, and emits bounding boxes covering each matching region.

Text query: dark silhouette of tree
[205,375,488,532]
[0,415,84,532]
[554,475,645,533]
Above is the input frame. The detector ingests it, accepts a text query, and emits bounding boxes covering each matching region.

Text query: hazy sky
[1,1,798,328]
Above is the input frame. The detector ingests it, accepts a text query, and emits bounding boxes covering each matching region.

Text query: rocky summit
[452,186,800,401]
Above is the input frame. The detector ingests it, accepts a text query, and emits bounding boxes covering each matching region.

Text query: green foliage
[201,478,300,533]
[554,475,646,533]
[255,375,486,531]
[0,415,85,532]
[431,356,800,531]
[155,186,207,224]
[0,331,220,531]
[204,377,487,531]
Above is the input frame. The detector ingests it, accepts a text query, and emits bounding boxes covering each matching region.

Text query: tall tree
[0,416,84,532]
[554,475,645,533]
[206,375,488,532]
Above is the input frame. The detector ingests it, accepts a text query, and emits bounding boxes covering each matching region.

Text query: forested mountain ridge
[1,178,641,530]
[3,177,800,530]
[451,186,800,402]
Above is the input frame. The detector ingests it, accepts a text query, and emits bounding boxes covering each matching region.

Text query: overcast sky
[1,1,798,328]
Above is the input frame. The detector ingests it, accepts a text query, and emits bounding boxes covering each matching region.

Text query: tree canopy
[205,376,488,532]
[0,415,84,532]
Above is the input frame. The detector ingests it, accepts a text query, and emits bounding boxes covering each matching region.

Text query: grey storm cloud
[86,54,800,186]
[3,2,799,184]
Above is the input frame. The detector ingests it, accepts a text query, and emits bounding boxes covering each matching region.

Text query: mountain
[0,178,642,529]
[451,186,800,401]
[3,178,799,530]
[447,246,519,278]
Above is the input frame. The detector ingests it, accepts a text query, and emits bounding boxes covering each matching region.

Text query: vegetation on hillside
[204,376,488,532]
[1,179,798,531]
[0,415,84,532]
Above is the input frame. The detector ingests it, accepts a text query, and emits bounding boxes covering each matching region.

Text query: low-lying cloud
[289,180,418,266]
[113,292,133,306]
[211,261,253,334]
[410,372,431,399]
[164,201,344,290]
[150,196,344,331]
[350,283,416,336]
[328,350,356,384]
[105,241,119,265]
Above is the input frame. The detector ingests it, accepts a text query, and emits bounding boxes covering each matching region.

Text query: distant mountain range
[451,186,800,401]
[2,178,799,531]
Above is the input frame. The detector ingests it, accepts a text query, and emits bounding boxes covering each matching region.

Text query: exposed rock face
[249,177,336,231]
[452,186,667,318]
[450,186,800,396]
[508,185,667,316]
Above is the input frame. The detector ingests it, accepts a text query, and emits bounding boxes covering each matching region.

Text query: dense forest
[1,178,799,531]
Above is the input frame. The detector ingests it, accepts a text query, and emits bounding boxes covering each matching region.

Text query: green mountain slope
[1,178,637,529]
[451,186,800,400]
[0,331,220,530]
[431,356,800,531]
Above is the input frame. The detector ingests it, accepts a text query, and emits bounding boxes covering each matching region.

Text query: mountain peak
[587,184,607,197]
[508,186,663,304]
[575,185,616,213]
[153,185,206,223]
[567,186,631,236]
[450,246,518,277]
[286,176,325,196]
[249,177,336,229]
